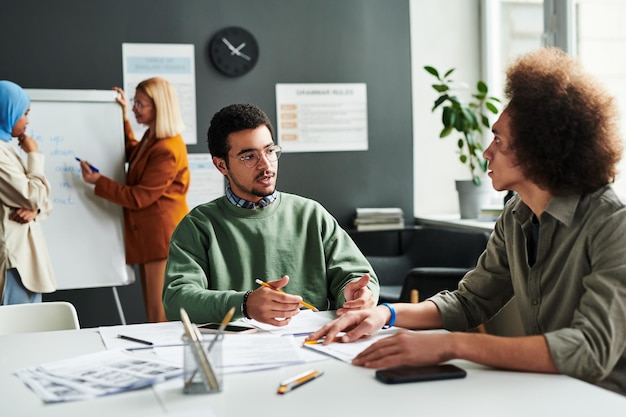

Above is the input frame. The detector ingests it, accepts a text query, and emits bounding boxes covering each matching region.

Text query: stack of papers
[15,350,182,403]
[220,334,307,373]
[478,206,503,221]
[353,207,405,231]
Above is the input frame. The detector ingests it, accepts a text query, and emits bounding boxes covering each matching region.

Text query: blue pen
[75,157,100,173]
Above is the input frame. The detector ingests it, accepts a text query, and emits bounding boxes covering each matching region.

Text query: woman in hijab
[0,80,56,304]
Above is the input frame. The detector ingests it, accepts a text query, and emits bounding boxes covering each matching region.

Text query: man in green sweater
[163,103,379,326]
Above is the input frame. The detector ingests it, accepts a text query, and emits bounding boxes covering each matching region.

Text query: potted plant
[424,66,501,218]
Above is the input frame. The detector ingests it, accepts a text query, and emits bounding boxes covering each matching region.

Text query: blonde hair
[136,77,185,138]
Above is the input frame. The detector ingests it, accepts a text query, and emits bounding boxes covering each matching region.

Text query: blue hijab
[0,80,30,142]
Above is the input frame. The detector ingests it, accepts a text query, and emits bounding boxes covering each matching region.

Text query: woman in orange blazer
[79,77,189,322]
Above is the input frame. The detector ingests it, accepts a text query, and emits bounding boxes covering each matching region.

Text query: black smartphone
[198,323,258,334]
[375,364,467,384]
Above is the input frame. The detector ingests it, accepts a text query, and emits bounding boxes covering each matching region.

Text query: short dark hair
[207,103,275,160]
[504,47,623,194]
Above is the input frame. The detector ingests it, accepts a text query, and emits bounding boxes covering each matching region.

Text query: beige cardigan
[0,141,56,299]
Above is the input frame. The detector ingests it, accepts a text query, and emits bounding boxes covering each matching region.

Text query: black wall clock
[209,26,259,77]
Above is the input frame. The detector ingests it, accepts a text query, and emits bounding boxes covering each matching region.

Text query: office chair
[399,267,472,302]
[0,301,80,335]
[367,226,490,303]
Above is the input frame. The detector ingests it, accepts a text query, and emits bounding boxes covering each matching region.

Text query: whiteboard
[23,89,134,290]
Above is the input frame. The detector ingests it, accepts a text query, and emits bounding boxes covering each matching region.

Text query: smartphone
[375,364,467,384]
[198,323,258,334]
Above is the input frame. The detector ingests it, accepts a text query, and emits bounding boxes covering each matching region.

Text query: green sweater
[163,192,379,323]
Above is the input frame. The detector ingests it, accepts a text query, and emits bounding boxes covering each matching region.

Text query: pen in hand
[75,157,100,173]
[255,279,319,312]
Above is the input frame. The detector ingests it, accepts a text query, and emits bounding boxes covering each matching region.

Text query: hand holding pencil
[255,278,318,312]
[245,276,318,326]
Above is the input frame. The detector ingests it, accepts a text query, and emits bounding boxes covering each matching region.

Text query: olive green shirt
[431,186,626,395]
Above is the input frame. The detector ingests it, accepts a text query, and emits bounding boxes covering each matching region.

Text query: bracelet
[241,290,253,319]
[381,303,396,328]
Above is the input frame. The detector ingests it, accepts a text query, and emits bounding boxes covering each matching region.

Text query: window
[484,0,626,197]
[573,0,626,197]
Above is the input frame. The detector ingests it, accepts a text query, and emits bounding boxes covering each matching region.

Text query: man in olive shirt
[308,47,626,395]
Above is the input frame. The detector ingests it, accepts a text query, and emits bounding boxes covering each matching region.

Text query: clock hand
[221,37,238,53]
[222,37,251,61]
[231,42,246,55]
[235,51,251,61]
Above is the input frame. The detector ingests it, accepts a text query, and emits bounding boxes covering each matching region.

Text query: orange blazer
[94,121,190,264]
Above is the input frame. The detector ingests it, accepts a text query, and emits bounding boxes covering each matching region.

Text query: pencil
[303,334,369,345]
[180,308,220,391]
[117,334,153,346]
[208,306,235,352]
[254,279,319,312]
[277,369,324,394]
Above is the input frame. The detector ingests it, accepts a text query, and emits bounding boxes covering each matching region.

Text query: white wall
[410,0,485,216]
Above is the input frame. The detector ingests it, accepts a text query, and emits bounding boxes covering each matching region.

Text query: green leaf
[433,84,449,93]
[477,81,488,94]
[457,138,464,149]
[462,108,478,129]
[486,102,498,114]
[454,114,465,131]
[442,107,455,126]
[460,154,468,164]
[432,95,448,111]
[439,126,453,138]
[481,114,490,128]
[449,97,462,107]
[444,68,455,78]
[424,66,439,78]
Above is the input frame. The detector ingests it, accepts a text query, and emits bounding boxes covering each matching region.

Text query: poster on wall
[275,83,368,152]
[122,43,197,144]
[187,153,225,210]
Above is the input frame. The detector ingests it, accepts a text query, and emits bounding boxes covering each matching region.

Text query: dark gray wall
[1,0,413,327]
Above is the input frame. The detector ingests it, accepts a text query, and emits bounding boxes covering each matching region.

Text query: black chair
[398,267,471,302]
[366,226,490,304]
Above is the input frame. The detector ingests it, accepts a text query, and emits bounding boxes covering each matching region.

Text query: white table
[1,328,624,417]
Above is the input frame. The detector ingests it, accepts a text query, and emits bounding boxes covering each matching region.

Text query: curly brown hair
[504,47,623,195]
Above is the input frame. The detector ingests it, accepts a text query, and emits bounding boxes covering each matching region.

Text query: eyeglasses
[131,98,152,110]
[230,145,282,168]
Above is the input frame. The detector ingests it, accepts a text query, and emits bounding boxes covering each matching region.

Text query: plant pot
[455,180,493,219]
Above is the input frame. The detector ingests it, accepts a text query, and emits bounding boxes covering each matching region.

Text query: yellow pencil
[217,306,236,332]
[303,334,369,345]
[208,306,235,351]
[254,279,319,312]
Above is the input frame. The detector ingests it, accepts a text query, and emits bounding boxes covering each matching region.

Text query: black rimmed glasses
[231,145,282,168]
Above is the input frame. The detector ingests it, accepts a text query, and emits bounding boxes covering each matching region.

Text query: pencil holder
[182,334,223,394]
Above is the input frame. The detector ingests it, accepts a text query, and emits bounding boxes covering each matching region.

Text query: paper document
[243,309,336,335]
[15,349,182,403]
[152,333,309,374]
[99,321,185,349]
[303,328,399,363]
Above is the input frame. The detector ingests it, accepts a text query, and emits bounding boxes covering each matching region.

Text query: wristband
[381,303,396,328]
[241,290,253,319]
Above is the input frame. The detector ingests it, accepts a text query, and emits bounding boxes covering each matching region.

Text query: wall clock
[209,26,259,77]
